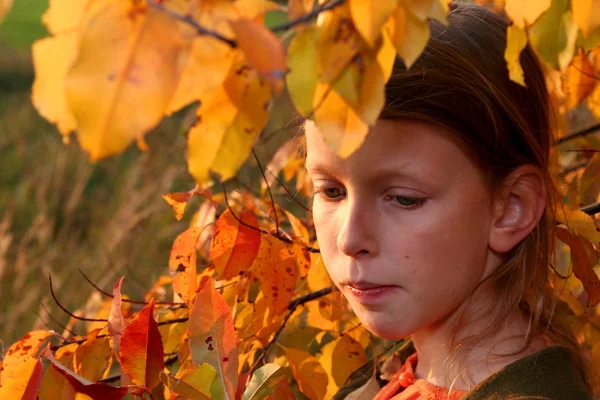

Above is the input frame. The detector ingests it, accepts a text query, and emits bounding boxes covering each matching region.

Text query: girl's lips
[345,284,399,305]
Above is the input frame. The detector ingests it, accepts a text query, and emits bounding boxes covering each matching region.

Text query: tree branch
[252,148,280,236]
[98,354,179,384]
[147,0,237,47]
[580,202,600,216]
[555,123,600,145]
[270,0,345,32]
[49,275,109,323]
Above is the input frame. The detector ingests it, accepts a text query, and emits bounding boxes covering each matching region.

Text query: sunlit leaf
[65,2,192,160]
[242,363,285,400]
[0,357,42,400]
[571,0,600,36]
[38,344,78,400]
[287,27,319,117]
[556,226,600,306]
[386,4,429,69]
[564,49,597,108]
[1,330,53,386]
[404,0,451,24]
[188,56,271,186]
[163,192,193,221]
[254,236,298,315]
[169,227,203,305]
[528,0,572,69]
[120,298,165,390]
[73,330,112,382]
[284,347,328,400]
[505,24,528,87]
[579,153,600,206]
[41,0,88,34]
[210,208,261,281]
[188,279,239,399]
[108,277,126,357]
[555,206,600,244]
[229,18,286,93]
[318,335,367,398]
[162,361,223,399]
[288,0,313,21]
[44,348,133,399]
[349,0,397,48]
[504,0,551,27]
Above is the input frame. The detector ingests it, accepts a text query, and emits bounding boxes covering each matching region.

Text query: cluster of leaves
[2,0,600,398]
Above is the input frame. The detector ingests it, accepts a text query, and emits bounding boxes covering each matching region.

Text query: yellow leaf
[288,0,313,21]
[318,335,367,398]
[386,4,430,69]
[528,0,571,69]
[229,18,286,94]
[316,5,360,82]
[349,0,397,47]
[65,2,192,160]
[284,348,328,400]
[187,57,271,185]
[572,0,600,36]
[589,77,600,118]
[555,206,600,245]
[73,331,112,382]
[564,49,597,108]
[505,0,551,27]
[1,330,54,385]
[378,29,397,82]
[558,12,580,71]
[0,357,43,400]
[287,27,319,117]
[311,83,370,158]
[167,37,235,115]
[0,0,12,24]
[42,0,90,34]
[504,24,528,87]
[32,33,79,136]
[404,0,451,24]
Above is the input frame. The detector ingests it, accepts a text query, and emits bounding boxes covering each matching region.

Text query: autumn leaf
[285,347,329,400]
[266,378,295,400]
[241,363,285,400]
[564,49,597,108]
[73,330,112,382]
[0,0,12,24]
[119,298,165,390]
[108,277,127,357]
[163,191,193,221]
[555,206,600,244]
[318,335,367,398]
[44,348,133,399]
[38,344,78,400]
[169,227,203,304]
[556,226,600,306]
[386,4,430,69]
[160,361,224,399]
[210,208,261,281]
[65,1,192,160]
[41,0,88,34]
[528,0,575,69]
[505,24,528,87]
[187,55,271,186]
[504,0,551,27]
[188,278,239,399]
[254,235,298,315]
[0,357,42,400]
[288,0,313,21]
[571,0,600,36]
[229,18,286,93]
[287,26,319,117]
[349,0,397,48]
[579,153,600,207]
[1,330,54,386]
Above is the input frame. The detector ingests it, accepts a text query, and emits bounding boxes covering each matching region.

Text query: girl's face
[305,119,500,340]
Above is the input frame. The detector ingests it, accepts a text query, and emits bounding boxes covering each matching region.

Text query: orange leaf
[266,377,295,400]
[73,330,112,382]
[188,279,239,399]
[163,192,193,221]
[169,227,203,305]
[44,348,133,399]
[1,330,53,386]
[0,357,43,400]
[109,277,127,357]
[556,226,600,306]
[38,344,78,400]
[564,49,596,108]
[210,209,261,281]
[119,298,165,390]
[288,0,313,21]
[229,18,286,94]
[254,236,298,315]
[284,347,328,400]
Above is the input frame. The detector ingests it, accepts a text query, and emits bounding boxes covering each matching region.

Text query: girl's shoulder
[333,342,593,400]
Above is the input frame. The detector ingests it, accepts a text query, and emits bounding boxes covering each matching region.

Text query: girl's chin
[357,314,411,341]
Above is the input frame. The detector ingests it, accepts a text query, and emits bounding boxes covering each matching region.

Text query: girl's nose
[336,199,379,258]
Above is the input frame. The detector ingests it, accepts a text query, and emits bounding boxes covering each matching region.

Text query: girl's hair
[379,1,590,389]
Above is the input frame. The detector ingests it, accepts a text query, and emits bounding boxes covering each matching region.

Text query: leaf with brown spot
[169,227,203,305]
[119,298,165,390]
[210,208,261,281]
[188,279,239,399]
[1,330,54,386]
[163,192,193,221]
[0,356,42,400]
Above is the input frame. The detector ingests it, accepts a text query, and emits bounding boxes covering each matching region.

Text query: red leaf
[44,348,133,399]
[119,298,165,390]
[556,226,600,306]
[169,227,203,304]
[108,277,126,356]
[188,279,239,399]
[210,209,261,281]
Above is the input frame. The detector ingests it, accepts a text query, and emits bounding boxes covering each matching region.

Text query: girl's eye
[388,195,427,208]
[322,187,345,199]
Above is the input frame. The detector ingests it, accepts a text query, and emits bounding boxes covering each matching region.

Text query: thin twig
[49,275,108,323]
[270,0,344,32]
[147,0,237,47]
[78,269,185,306]
[557,161,588,177]
[98,354,180,384]
[555,123,600,145]
[40,301,78,337]
[580,202,600,216]
[265,168,312,212]
[252,148,280,235]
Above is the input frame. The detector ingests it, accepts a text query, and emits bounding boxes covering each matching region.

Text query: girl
[304,2,594,399]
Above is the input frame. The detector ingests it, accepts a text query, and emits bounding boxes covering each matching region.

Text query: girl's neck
[412,307,547,391]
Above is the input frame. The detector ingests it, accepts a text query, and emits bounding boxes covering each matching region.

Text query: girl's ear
[488,165,547,253]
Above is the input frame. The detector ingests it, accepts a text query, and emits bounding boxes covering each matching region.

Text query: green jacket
[334,341,593,400]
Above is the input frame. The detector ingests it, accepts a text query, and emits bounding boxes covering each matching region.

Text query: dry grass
[0,46,196,346]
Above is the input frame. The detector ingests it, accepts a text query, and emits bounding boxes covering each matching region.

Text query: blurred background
[0,0,297,348]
